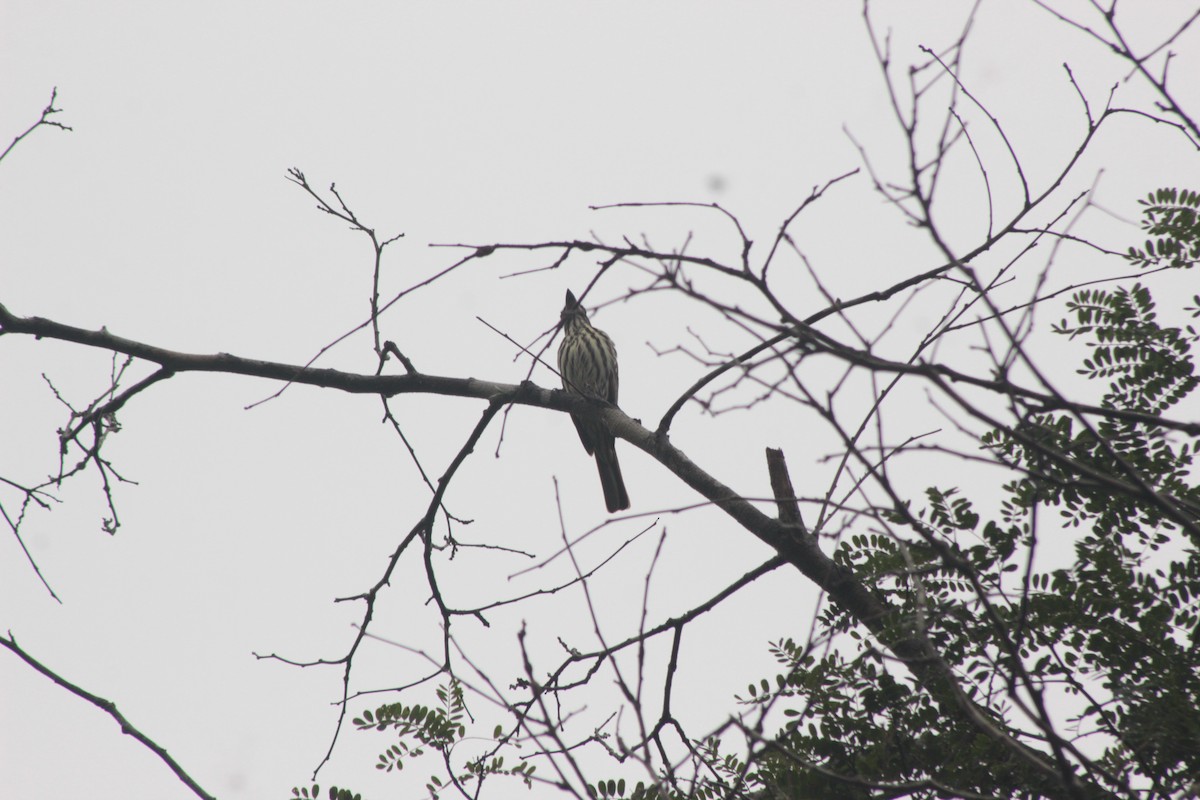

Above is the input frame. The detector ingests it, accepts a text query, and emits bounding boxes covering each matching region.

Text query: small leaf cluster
[1126,187,1200,270]
[290,785,361,800]
[585,777,660,799]
[358,680,544,798]
[458,752,538,793]
[1055,282,1198,414]
[353,681,468,773]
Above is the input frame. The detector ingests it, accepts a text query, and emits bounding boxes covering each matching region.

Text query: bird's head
[560,289,589,325]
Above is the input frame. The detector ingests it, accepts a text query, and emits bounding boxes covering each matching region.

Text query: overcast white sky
[3,2,1199,799]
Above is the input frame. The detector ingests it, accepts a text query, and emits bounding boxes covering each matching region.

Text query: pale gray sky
[3,2,1198,798]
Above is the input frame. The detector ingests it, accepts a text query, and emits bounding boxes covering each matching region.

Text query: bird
[557,289,630,512]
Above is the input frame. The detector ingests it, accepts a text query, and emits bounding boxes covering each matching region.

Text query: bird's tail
[594,439,629,512]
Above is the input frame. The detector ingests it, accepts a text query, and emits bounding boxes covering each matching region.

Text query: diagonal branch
[0,632,216,800]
